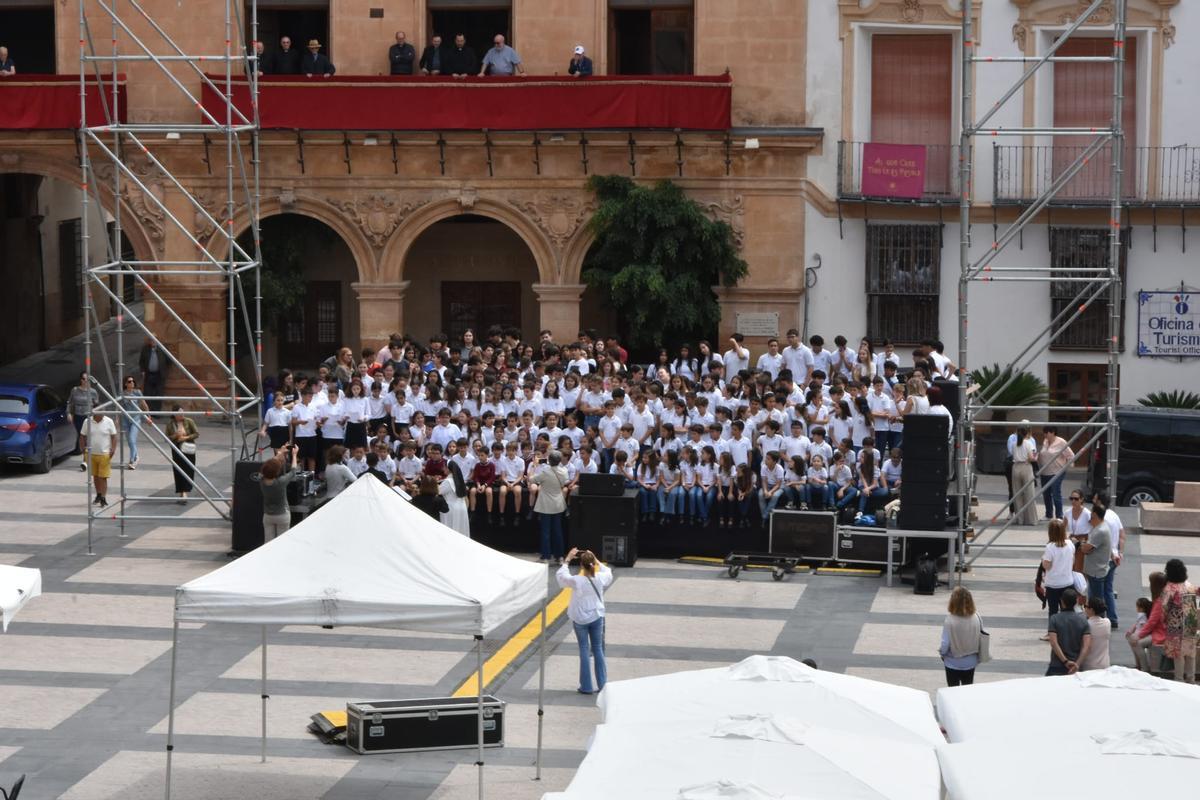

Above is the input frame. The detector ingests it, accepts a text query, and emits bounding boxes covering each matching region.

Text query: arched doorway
[239,214,359,373]
[403,214,540,342]
[0,172,138,367]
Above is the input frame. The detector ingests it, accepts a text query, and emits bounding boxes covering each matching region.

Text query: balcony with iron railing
[993,144,1200,207]
[836,141,964,205]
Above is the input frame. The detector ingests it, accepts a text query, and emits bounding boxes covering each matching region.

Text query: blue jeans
[638,487,657,514]
[1086,573,1107,614]
[758,490,782,518]
[1045,584,1069,624]
[874,430,892,457]
[658,486,684,516]
[737,489,757,521]
[121,419,141,464]
[1041,472,1064,519]
[539,512,564,560]
[803,484,826,509]
[1103,560,1119,626]
[858,486,889,513]
[831,485,859,509]
[574,617,606,693]
[690,486,716,520]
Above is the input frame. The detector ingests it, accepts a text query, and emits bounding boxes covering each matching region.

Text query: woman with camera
[556,547,613,695]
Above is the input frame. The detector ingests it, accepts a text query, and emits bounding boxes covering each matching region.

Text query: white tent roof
[599,655,945,747]
[936,666,1200,743]
[0,564,41,632]
[551,717,940,800]
[938,733,1200,800]
[174,476,547,636]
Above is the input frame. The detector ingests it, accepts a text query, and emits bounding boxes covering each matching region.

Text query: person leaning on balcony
[303,38,334,78]
[419,34,443,75]
[568,44,593,77]
[0,46,15,76]
[443,33,477,78]
[263,36,300,75]
[388,30,415,75]
[479,34,524,77]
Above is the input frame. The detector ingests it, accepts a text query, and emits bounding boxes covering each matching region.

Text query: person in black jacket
[442,33,477,78]
[263,36,300,75]
[568,45,593,77]
[138,337,169,411]
[411,475,449,519]
[419,34,443,75]
[388,31,416,75]
[302,39,335,77]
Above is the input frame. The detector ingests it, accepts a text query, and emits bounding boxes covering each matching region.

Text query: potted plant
[1137,390,1200,410]
[969,364,1049,474]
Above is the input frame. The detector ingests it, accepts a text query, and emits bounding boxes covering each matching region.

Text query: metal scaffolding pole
[79,0,262,545]
[957,0,1124,568]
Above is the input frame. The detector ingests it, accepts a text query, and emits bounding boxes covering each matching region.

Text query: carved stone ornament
[456,185,479,210]
[332,193,424,249]
[91,152,166,254]
[508,193,594,252]
[900,0,925,23]
[1162,22,1175,49]
[1012,22,1029,51]
[190,188,230,242]
[701,195,746,250]
[0,153,19,168]
[1057,0,1114,25]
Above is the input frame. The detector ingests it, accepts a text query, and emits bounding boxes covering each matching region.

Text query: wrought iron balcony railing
[994,144,1200,206]
[837,141,962,204]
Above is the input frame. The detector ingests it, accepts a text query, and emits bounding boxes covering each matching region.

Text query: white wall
[803,2,1198,402]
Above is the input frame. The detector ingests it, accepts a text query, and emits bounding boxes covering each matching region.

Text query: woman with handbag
[556,548,613,695]
[530,450,569,563]
[940,586,986,686]
[164,405,199,504]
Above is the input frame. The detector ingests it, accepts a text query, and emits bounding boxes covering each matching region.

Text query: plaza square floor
[0,436,1161,799]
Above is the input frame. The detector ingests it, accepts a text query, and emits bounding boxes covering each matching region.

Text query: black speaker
[898,502,947,532]
[577,472,625,497]
[903,415,951,454]
[569,489,638,566]
[901,456,950,484]
[932,379,961,423]
[232,459,265,553]
[913,554,937,594]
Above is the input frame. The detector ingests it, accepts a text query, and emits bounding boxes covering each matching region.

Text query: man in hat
[303,38,335,77]
[568,44,592,77]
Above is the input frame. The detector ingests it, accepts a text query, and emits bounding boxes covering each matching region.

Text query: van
[1089,406,1200,506]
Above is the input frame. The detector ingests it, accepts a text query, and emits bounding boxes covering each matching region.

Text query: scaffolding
[78,0,262,554]
[956,0,1124,569]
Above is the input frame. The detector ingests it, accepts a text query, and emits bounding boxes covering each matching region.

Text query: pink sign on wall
[861,143,928,199]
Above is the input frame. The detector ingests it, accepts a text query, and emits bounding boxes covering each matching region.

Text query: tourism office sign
[1137,290,1200,357]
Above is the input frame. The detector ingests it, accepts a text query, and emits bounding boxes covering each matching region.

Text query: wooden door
[441,281,520,343]
[871,34,953,194]
[1053,37,1137,200]
[1049,362,1110,464]
[279,280,340,369]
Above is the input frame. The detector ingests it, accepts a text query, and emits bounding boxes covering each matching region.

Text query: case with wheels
[345,696,505,754]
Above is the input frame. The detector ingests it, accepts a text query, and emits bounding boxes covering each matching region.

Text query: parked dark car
[0,384,77,473]
[1089,405,1200,507]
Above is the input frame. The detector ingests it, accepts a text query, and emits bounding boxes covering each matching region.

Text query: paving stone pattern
[0,436,1160,799]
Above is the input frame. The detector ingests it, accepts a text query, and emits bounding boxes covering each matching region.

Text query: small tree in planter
[1137,390,1200,410]
[970,364,1050,474]
[582,175,748,355]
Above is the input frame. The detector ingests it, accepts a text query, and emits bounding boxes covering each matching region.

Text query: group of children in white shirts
[257,327,956,530]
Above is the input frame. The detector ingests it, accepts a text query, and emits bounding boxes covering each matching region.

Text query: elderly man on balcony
[479,34,524,77]
[0,46,15,77]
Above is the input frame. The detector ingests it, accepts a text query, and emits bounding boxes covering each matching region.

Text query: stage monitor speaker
[569,489,638,566]
[768,510,837,561]
[232,459,265,553]
[577,472,625,497]
[901,456,951,484]
[932,379,961,424]
[898,502,948,532]
[600,534,637,567]
[901,483,948,506]
[902,415,951,454]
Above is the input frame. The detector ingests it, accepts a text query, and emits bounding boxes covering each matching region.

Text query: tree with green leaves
[582,175,747,350]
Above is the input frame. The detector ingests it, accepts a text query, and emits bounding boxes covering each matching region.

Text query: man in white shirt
[722,333,751,378]
[628,396,656,448]
[809,335,833,377]
[866,376,898,455]
[756,337,785,381]
[80,411,118,506]
[782,328,814,385]
[726,421,752,466]
[429,408,463,451]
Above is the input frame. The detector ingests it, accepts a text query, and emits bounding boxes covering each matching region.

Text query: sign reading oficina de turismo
[1137,290,1200,357]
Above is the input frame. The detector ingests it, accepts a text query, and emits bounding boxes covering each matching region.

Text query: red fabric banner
[0,75,127,130]
[201,74,732,131]
[861,143,928,199]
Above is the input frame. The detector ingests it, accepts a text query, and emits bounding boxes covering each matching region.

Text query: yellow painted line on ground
[815,567,882,576]
[452,587,571,698]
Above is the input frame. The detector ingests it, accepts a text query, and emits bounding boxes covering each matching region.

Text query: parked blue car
[0,383,78,473]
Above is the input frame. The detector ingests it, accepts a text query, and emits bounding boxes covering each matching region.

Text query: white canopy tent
[936,666,1200,743]
[167,476,549,800]
[544,656,943,800]
[0,564,42,632]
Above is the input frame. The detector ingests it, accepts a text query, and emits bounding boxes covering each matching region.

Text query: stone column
[533,283,586,344]
[353,281,411,346]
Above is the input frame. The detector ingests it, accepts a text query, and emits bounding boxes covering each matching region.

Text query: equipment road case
[346,696,505,754]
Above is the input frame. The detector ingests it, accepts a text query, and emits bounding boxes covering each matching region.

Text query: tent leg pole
[261,625,268,763]
[476,634,485,800]
[535,602,546,781]
[164,620,179,800]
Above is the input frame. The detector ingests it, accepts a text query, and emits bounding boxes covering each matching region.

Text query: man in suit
[419,34,443,75]
[568,44,593,77]
[442,33,476,78]
[303,38,334,77]
[263,36,300,75]
[139,336,169,412]
[388,30,415,75]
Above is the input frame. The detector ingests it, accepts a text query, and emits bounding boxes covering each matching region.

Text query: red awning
[201,74,732,131]
[0,74,127,130]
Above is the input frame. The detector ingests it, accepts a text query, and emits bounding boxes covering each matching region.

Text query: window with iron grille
[1049,227,1127,351]
[865,224,941,345]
